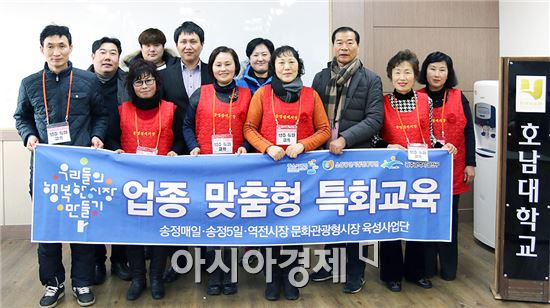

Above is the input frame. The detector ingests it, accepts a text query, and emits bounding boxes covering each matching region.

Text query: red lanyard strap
[212,88,235,135]
[439,90,447,139]
[42,70,73,125]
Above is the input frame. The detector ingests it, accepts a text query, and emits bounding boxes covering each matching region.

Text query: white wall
[500,0,550,57]
[0,0,330,129]
[2,140,32,225]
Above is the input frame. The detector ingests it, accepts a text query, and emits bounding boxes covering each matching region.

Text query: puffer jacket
[14,62,108,147]
[311,61,384,148]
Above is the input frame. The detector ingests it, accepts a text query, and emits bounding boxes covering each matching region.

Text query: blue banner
[32,144,453,246]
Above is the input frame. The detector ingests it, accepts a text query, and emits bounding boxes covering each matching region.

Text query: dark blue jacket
[14,62,108,147]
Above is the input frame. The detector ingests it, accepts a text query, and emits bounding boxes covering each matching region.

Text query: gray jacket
[312,62,384,148]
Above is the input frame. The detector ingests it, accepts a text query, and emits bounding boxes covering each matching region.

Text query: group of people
[14,21,475,308]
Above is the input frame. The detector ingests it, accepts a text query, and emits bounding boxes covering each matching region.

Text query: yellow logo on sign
[520,78,543,100]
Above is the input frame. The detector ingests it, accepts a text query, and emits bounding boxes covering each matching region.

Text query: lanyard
[392,91,427,145]
[42,70,73,125]
[271,89,302,126]
[134,103,162,149]
[212,88,235,135]
[437,90,448,140]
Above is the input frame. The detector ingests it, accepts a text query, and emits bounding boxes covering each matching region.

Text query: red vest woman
[183,46,251,296]
[418,51,476,281]
[244,45,330,301]
[372,49,457,293]
[116,59,184,301]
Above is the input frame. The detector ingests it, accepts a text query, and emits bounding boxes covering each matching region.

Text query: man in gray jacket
[311,26,383,294]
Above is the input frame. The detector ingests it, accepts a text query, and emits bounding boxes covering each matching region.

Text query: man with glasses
[14,25,108,308]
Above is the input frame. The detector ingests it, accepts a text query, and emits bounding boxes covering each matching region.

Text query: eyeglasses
[133,78,155,87]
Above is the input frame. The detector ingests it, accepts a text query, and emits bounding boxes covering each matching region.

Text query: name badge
[276,125,297,145]
[212,134,233,154]
[47,121,71,144]
[408,143,429,162]
[136,145,158,156]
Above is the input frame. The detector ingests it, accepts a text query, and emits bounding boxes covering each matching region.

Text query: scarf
[325,57,361,128]
[213,80,238,102]
[133,92,161,110]
[272,75,303,103]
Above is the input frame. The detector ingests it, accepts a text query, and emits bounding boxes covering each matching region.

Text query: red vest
[195,84,251,154]
[419,88,469,194]
[381,91,431,148]
[259,85,315,150]
[118,99,176,155]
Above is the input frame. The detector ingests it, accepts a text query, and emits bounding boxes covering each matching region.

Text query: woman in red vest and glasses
[372,49,457,293]
[244,45,331,300]
[418,51,476,281]
[183,46,252,296]
[115,59,185,301]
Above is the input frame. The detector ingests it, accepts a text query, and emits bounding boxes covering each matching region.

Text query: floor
[1,222,547,307]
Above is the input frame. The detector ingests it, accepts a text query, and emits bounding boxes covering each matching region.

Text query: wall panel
[373,0,499,28]
[372,27,499,93]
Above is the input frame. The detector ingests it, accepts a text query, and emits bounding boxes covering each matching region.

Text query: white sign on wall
[515,75,547,113]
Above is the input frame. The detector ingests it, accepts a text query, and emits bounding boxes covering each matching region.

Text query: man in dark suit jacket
[160,21,212,155]
[160,21,214,283]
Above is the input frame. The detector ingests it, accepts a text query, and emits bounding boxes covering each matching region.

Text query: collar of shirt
[180,60,202,98]
[181,60,201,72]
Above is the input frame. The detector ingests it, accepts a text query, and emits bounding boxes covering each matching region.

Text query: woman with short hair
[244,45,330,300]
[183,46,252,296]
[373,49,456,293]
[117,58,184,301]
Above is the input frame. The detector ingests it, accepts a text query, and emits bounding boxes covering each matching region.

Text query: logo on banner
[381,156,403,169]
[322,160,335,171]
[306,159,319,175]
[286,159,319,175]
[41,157,118,233]
[516,75,547,113]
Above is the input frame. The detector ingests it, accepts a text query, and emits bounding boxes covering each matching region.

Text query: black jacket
[159,59,213,112]
[159,60,213,154]
[312,62,384,148]
[14,62,108,147]
[86,66,130,150]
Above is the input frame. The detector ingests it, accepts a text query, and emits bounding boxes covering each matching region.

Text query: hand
[464,166,475,184]
[266,145,285,161]
[236,147,247,155]
[190,147,200,156]
[115,149,125,154]
[329,137,346,155]
[286,143,305,159]
[91,136,104,149]
[26,135,39,151]
[388,144,407,151]
[167,151,177,157]
[442,142,458,155]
